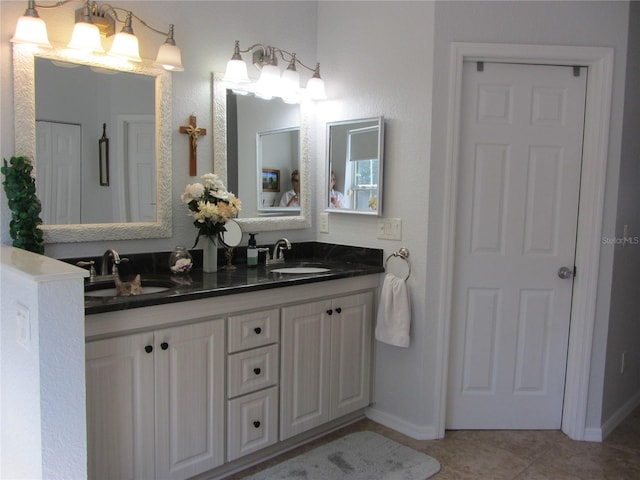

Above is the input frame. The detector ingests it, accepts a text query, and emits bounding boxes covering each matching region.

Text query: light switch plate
[16,303,31,349]
[319,213,329,233]
[377,218,402,240]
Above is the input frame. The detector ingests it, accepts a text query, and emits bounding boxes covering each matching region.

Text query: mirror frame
[325,116,385,216]
[13,44,173,243]
[212,72,311,232]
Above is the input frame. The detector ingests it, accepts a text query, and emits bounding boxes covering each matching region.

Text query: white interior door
[447,61,587,429]
[36,121,81,225]
[123,117,155,222]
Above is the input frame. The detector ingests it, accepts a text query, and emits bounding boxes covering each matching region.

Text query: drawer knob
[335,307,342,314]
[145,345,153,354]
[253,421,261,429]
[254,327,262,334]
[253,367,261,375]
[326,309,333,315]
[161,342,169,350]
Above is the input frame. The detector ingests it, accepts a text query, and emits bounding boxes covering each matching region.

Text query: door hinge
[573,66,581,77]
[573,266,577,277]
[477,61,484,72]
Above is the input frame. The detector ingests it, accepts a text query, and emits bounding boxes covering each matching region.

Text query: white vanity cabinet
[86,319,225,480]
[280,291,373,439]
[84,274,379,479]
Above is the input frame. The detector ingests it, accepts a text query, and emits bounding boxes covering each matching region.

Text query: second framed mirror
[326,117,384,216]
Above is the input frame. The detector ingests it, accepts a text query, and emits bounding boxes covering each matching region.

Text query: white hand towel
[375,273,411,348]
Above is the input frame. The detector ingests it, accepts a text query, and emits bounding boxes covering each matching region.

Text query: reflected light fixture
[223,40,326,103]
[11,0,184,71]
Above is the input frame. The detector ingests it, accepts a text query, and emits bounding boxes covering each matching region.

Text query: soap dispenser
[247,233,258,267]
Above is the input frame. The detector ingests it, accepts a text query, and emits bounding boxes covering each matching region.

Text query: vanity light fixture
[11,0,184,71]
[223,40,326,103]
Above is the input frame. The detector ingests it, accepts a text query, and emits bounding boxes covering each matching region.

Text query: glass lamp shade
[11,15,51,48]
[68,22,104,53]
[280,68,300,96]
[154,42,184,71]
[306,76,327,100]
[109,32,141,62]
[223,58,250,83]
[256,63,280,100]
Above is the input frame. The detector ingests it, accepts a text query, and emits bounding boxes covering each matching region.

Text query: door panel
[447,62,586,429]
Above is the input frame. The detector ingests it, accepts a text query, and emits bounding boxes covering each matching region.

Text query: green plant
[1,156,44,254]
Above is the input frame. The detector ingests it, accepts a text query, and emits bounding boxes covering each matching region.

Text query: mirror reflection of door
[346,126,379,210]
[257,128,300,213]
[226,91,301,218]
[36,121,81,225]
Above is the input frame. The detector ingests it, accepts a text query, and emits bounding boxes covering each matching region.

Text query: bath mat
[242,430,440,479]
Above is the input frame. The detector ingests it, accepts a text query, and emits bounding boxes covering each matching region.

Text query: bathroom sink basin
[270,266,331,274]
[85,277,176,298]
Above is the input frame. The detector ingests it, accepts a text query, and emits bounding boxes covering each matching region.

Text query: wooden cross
[179,115,207,176]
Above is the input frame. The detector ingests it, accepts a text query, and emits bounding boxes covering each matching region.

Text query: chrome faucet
[268,238,292,265]
[100,249,122,276]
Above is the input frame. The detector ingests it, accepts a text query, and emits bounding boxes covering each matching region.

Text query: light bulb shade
[155,42,184,71]
[68,22,104,53]
[223,58,250,83]
[108,32,141,62]
[11,15,51,48]
[306,76,327,100]
[280,68,300,95]
[256,63,280,99]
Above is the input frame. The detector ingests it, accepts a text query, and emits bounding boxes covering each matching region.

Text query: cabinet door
[154,319,225,480]
[330,291,373,418]
[280,299,332,440]
[227,386,279,461]
[86,332,155,480]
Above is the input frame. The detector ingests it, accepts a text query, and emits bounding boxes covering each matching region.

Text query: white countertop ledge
[1,244,88,282]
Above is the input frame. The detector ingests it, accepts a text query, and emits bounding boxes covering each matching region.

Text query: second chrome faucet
[267,238,292,265]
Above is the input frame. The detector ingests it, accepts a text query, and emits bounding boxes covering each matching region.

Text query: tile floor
[230,405,640,479]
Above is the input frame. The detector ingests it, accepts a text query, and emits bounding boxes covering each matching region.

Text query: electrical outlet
[319,213,329,233]
[16,303,31,349]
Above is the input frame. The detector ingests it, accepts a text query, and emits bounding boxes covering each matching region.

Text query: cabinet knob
[254,327,262,335]
[326,309,333,315]
[335,307,342,314]
[253,367,261,375]
[145,345,153,354]
[253,421,261,429]
[161,342,169,350]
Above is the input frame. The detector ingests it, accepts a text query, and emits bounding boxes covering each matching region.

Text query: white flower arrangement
[181,173,241,247]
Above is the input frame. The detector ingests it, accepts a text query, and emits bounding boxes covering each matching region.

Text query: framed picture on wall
[262,168,280,192]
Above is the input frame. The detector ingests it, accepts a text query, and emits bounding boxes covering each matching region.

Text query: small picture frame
[262,168,280,192]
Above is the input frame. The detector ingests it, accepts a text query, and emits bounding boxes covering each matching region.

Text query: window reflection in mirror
[326,117,384,215]
[226,91,300,218]
[35,57,156,225]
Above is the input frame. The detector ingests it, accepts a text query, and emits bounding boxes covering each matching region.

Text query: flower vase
[202,237,219,273]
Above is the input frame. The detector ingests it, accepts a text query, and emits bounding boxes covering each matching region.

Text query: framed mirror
[212,73,311,232]
[326,117,384,215]
[13,44,173,243]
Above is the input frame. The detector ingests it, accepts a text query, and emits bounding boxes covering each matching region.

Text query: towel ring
[384,247,411,281]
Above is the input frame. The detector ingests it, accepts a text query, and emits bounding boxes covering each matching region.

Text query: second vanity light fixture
[11,0,184,71]
[223,40,326,103]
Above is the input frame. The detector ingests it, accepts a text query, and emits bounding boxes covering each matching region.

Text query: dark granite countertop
[72,243,384,315]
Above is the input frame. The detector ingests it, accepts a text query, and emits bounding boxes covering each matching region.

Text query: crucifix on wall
[179,115,207,176]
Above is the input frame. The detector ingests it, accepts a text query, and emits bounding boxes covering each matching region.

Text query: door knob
[558,266,574,279]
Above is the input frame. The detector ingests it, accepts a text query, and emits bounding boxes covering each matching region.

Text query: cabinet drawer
[227,386,278,462]
[228,344,279,398]
[228,309,279,353]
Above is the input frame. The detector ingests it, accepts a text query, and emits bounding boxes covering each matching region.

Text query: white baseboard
[365,406,438,440]
[599,391,640,441]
